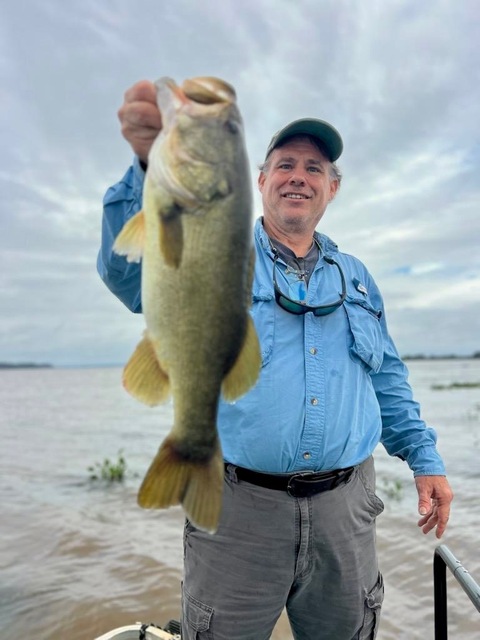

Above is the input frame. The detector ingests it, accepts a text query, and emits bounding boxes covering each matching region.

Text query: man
[98,80,453,640]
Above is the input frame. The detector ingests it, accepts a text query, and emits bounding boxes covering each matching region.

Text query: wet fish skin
[113,76,260,532]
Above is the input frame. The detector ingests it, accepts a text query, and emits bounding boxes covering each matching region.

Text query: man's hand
[117,80,162,164]
[415,475,453,539]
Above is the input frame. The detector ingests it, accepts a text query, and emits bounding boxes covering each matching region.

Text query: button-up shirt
[98,159,446,476]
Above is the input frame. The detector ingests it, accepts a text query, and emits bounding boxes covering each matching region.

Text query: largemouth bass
[113,76,261,532]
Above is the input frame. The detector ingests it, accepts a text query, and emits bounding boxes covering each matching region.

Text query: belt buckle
[287,471,315,498]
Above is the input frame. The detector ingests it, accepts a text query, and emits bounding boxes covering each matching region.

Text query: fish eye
[225,120,240,135]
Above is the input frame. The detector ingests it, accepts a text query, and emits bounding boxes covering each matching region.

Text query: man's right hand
[117,80,162,165]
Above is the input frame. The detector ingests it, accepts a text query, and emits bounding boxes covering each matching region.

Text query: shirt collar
[255,217,339,258]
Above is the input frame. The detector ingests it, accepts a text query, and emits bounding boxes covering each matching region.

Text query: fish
[112,76,261,533]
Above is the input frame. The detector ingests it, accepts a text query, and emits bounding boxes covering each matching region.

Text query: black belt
[225,463,355,498]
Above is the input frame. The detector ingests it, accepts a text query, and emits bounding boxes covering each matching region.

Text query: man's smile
[282,192,311,199]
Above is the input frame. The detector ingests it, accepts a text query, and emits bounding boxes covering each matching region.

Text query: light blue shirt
[98,160,446,477]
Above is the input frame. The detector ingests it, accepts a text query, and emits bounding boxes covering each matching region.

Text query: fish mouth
[282,192,311,200]
[155,76,236,113]
[182,77,236,104]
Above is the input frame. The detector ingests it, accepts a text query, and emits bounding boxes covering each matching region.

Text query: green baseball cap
[265,118,343,162]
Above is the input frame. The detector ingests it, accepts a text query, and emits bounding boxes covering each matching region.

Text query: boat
[95,620,181,640]
[94,545,480,639]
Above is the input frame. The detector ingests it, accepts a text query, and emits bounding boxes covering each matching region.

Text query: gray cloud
[1,0,479,365]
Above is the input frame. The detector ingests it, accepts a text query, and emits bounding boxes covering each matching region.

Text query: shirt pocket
[344,295,384,373]
[250,285,275,366]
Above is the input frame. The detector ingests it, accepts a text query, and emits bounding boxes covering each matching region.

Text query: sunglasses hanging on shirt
[271,245,346,316]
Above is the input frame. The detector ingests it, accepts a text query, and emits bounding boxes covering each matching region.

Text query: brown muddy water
[1,360,479,639]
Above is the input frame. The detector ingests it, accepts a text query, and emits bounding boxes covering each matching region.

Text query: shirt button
[309,347,317,355]
[311,397,318,405]
[303,452,311,460]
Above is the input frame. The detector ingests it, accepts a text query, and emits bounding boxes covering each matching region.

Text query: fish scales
[113,76,261,532]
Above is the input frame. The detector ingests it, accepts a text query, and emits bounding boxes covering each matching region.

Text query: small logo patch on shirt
[353,278,368,295]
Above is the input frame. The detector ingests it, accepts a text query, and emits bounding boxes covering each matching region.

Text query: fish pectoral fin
[112,210,146,263]
[137,438,224,534]
[159,213,183,268]
[222,315,261,402]
[122,333,170,406]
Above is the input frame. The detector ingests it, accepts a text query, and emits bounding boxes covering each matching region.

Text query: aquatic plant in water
[380,478,404,501]
[88,450,127,482]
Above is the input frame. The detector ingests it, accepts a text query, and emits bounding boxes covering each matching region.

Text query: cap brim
[266,118,343,162]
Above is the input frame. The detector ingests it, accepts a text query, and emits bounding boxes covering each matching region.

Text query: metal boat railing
[433,544,480,639]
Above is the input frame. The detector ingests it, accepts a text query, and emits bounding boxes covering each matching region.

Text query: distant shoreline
[0,363,53,369]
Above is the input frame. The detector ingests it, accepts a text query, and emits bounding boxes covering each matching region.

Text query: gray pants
[182,457,384,640]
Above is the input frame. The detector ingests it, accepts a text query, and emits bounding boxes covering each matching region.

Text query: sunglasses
[272,250,346,316]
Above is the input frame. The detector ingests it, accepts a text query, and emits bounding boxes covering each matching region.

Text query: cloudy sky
[1,0,479,366]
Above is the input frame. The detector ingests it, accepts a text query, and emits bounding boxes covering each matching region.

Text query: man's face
[258,137,339,236]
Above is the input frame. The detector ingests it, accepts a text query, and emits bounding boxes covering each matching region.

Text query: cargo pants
[181,456,384,640]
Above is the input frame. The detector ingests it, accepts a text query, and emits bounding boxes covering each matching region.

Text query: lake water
[0,360,479,639]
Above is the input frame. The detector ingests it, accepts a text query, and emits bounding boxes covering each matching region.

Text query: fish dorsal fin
[112,210,146,263]
[222,314,261,401]
[222,249,261,400]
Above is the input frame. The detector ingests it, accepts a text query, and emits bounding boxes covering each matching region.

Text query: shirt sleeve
[96,157,145,313]
[367,274,447,476]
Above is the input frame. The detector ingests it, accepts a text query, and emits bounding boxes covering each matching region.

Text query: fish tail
[137,436,224,533]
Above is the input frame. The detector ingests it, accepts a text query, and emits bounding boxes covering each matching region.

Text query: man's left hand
[415,475,453,539]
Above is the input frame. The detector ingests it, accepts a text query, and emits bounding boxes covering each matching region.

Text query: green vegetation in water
[431,381,480,391]
[380,478,404,501]
[88,450,128,483]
